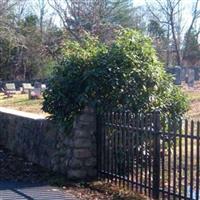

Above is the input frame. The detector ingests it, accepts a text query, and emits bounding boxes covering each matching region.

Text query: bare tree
[47,0,133,41]
[14,0,28,21]
[31,0,47,40]
[0,0,16,16]
[184,0,200,51]
[0,0,27,47]
[146,0,200,66]
[0,0,25,39]
[0,0,16,28]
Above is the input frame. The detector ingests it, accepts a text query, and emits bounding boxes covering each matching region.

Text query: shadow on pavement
[0,181,77,200]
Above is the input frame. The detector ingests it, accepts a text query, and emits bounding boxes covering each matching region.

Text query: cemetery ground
[183,82,200,121]
[0,93,46,116]
[0,88,200,120]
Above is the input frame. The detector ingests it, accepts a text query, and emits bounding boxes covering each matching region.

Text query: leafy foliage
[43,29,188,127]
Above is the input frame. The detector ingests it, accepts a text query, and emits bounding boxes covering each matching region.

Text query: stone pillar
[66,106,97,180]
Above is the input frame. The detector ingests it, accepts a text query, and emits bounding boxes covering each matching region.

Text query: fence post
[96,112,102,180]
[152,111,161,199]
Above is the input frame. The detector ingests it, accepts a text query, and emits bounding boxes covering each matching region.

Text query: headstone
[173,66,182,85]
[5,83,16,91]
[41,84,46,92]
[28,88,41,99]
[0,81,3,92]
[34,88,41,97]
[22,83,33,94]
[166,66,182,85]
[188,68,195,87]
[194,67,200,81]
[180,67,186,82]
[34,81,42,89]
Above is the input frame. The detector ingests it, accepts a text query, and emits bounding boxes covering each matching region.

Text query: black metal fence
[97,111,200,199]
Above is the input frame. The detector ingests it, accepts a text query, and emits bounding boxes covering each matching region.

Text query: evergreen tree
[147,20,168,63]
[183,29,200,66]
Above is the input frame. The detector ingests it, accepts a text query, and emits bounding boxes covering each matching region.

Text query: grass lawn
[0,93,48,116]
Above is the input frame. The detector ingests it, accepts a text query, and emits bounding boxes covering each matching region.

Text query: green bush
[43,29,188,128]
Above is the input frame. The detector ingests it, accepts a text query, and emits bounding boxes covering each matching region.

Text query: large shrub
[43,29,188,127]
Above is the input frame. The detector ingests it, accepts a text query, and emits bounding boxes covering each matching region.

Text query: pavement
[0,181,78,200]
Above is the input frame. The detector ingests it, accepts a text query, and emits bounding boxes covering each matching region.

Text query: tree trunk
[171,17,181,66]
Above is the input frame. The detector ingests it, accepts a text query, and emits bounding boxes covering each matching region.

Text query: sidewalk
[0,181,78,200]
[0,147,78,200]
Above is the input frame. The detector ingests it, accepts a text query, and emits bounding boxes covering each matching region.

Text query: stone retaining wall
[0,107,97,180]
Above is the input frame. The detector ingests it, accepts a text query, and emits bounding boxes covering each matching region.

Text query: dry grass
[0,93,48,116]
[184,89,200,120]
[62,181,148,200]
[87,182,148,200]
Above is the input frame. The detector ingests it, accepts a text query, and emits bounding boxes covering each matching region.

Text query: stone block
[67,169,87,180]
[74,138,92,148]
[87,169,97,178]
[79,114,95,123]
[65,149,72,158]
[63,138,70,146]
[69,158,84,168]
[84,158,96,167]
[73,129,89,138]
[73,149,92,159]
[84,106,95,113]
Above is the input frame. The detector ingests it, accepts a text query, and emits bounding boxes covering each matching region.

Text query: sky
[134,0,145,6]
[133,0,196,32]
[39,0,198,31]
[134,0,192,7]
[134,0,193,15]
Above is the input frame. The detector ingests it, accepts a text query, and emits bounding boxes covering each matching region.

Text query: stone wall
[0,107,97,180]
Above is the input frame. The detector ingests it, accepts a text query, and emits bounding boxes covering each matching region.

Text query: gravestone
[22,83,33,94]
[174,66,182,85]
[167,66,182,85]
[28,81,42,99]
[0,81,3,92]
[188,68,195,87]
[180,67,186,82]
[193,67,200,81]
[185,68,189,83]
[41,84,46,92]
[34,81,42,89]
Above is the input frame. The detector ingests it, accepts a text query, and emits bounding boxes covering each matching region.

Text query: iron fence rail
[97,111,200,199]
